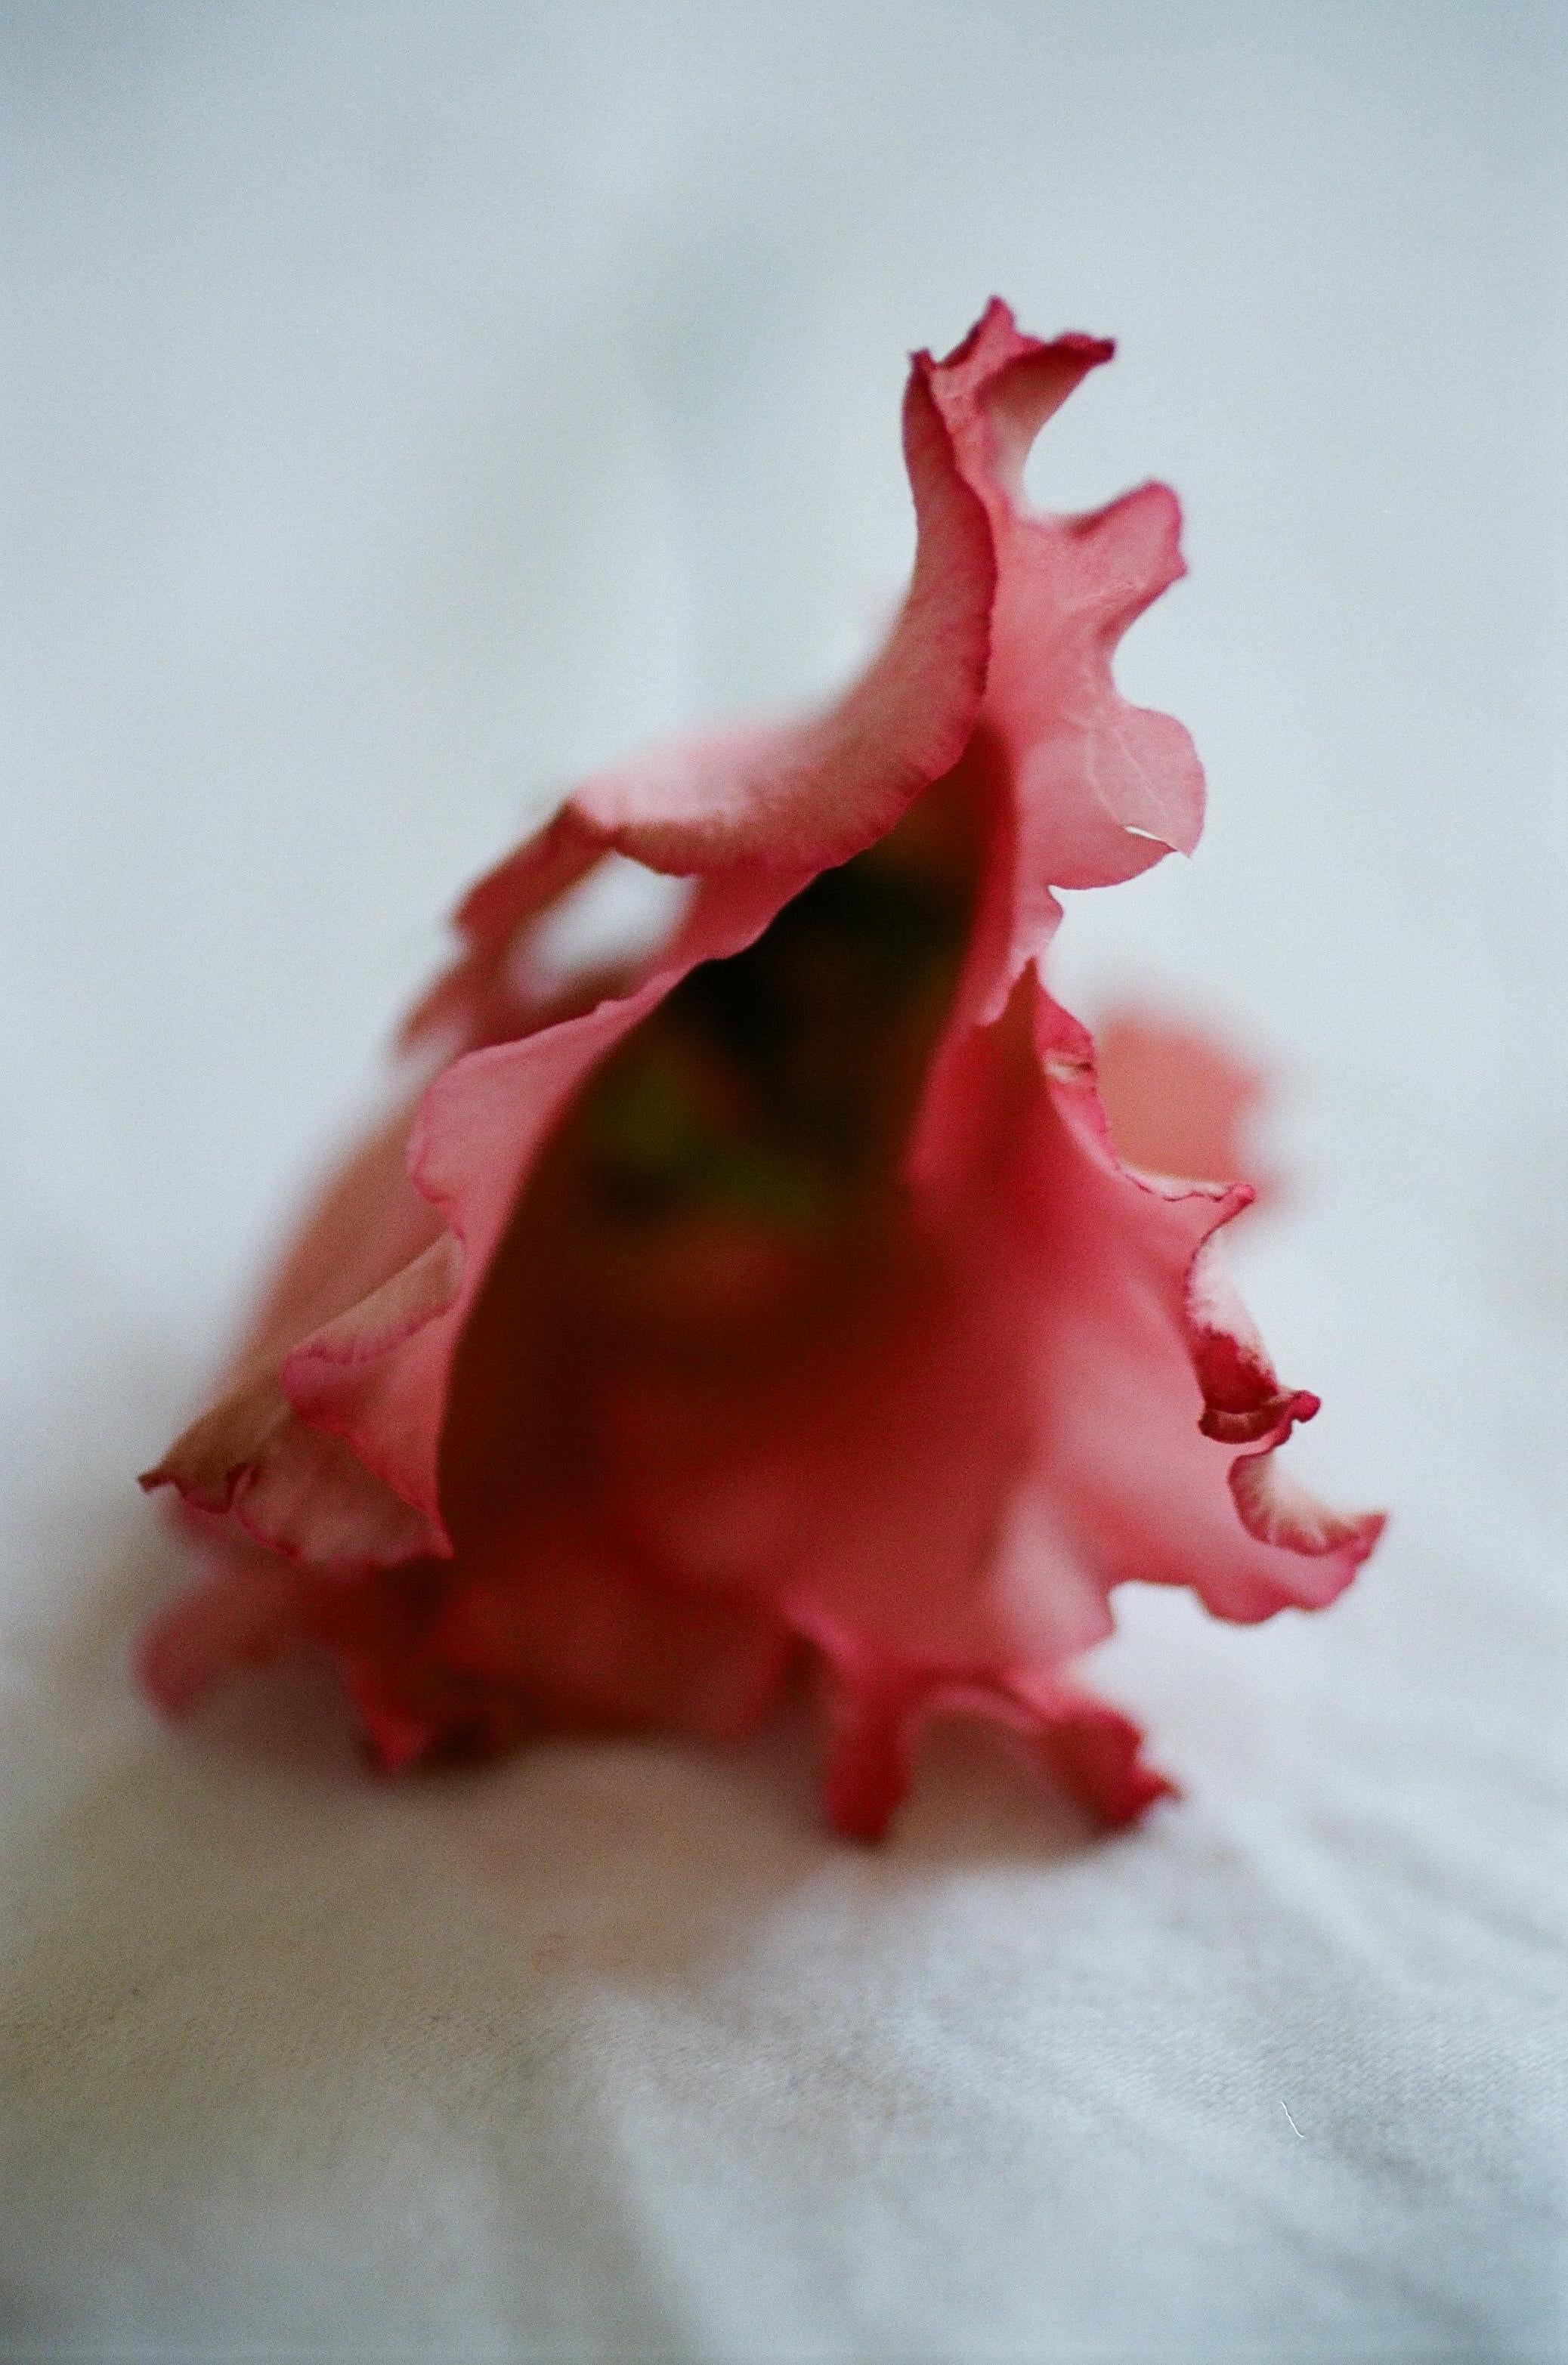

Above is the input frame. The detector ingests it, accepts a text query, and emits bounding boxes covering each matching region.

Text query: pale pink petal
[922,300,1206,952]
[1094,1008,1274,1196]
[563,366,994,872]
[813,1639,1174,1843]
[400,807,606,1050]
[139,1371,441,1566]
[154,864,797,1570]
[1011,980,1382,1624]
[140,1087,459,1564]
[283,867,801,1549]
[1231,1448,1388,1560]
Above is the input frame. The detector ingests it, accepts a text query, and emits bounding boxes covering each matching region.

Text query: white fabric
[1,6,1562,2357]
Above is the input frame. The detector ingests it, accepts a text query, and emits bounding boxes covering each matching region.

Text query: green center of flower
[578,829,974,1241]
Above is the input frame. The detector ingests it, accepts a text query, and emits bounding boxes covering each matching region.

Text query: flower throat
[578,793,979,1243]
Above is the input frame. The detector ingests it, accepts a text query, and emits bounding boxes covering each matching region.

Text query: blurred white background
[0,5,1562,2357]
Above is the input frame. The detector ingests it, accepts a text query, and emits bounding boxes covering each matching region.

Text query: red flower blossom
[138,301,1383,1838]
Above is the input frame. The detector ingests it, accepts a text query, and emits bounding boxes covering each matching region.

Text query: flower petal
[814,1641,1174,1842]
[428,1518,793,1745]
[286,868,802,1547]
[920,299,1206,995]
[1013,981,1383,1623]
[141,1513,793,1770]
[138,1371,441,1567]
[405,357,994,971]
[1093,1007,1273,1195]
[562,367,995,872]
[592,1232,1115,1678]
[595,968,1376,1831]
[1230,1448,1388,1560]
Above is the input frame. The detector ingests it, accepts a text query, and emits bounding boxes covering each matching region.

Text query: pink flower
[138,301,1383,1838]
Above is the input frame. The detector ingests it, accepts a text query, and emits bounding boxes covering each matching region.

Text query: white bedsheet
[2,6,1561,2357]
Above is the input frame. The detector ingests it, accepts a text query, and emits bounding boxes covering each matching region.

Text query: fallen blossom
[139,301,1382,1837]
